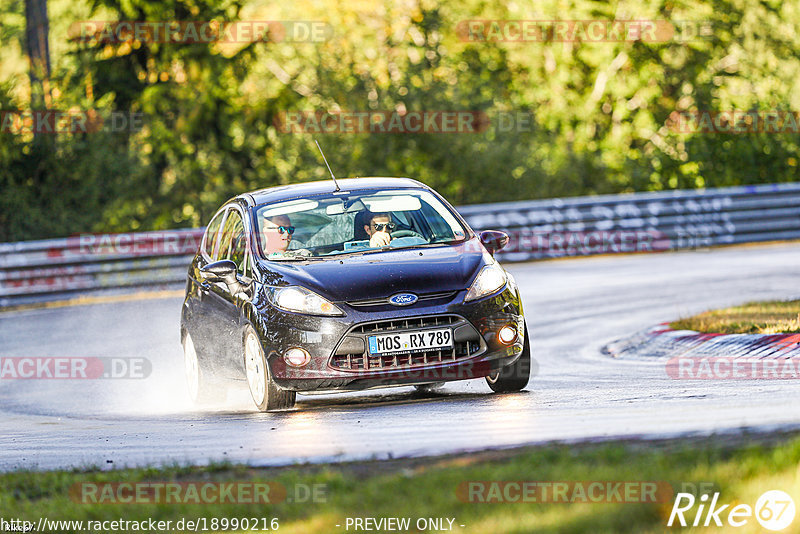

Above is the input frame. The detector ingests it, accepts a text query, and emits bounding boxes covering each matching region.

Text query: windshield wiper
[379,244,440,253]
[306,240,458,259]
[351,242,454,255]
[268,255,325,262]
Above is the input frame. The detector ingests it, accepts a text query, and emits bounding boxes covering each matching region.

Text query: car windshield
[253,188,468,260]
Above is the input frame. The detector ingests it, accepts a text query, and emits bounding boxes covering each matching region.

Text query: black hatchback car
[181,177,530,411]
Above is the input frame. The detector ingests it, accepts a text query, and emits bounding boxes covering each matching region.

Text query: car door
[185,207,227,363]
[205,206,251,377]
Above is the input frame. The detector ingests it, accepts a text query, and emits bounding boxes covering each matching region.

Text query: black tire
[243,326,296,412]
[183,332,226,405]
[486,324,531,393]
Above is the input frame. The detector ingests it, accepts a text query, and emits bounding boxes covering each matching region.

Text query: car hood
[259,239,489,303]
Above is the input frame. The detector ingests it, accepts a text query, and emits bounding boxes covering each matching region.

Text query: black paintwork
[180,177,525,393]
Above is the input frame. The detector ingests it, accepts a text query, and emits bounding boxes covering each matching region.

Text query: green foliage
[2,0,800,240]
[670,299,800,334]
[2,434,800,534]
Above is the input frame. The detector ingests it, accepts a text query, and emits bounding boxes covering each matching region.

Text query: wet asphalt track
[1,243,799,471]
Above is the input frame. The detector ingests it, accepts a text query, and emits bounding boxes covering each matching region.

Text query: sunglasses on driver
[265,225,295,235]
[371,222,396,232]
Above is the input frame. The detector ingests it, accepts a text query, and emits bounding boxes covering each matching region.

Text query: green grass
[670,300,800,334]
[3,433,800,533]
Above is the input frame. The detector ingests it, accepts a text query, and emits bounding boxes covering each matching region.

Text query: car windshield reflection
[254,189,468,261]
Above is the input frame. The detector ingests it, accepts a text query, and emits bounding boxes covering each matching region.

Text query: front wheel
[486,324,531,393]
[244,327,296,412]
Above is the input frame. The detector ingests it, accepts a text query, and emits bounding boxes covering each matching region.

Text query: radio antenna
[315,140,340,192]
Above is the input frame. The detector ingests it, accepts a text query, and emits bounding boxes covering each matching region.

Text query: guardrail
[458,182,800,262]
[0,229,204,307]
[2,183,799,307]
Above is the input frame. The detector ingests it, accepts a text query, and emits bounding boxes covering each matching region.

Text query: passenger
[364,211,395,248]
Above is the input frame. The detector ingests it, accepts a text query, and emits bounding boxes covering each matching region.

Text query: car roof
[241,177,428,206]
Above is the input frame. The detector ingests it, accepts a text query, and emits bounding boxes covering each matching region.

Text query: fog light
[284,348,311,367]
[498,325,518,345]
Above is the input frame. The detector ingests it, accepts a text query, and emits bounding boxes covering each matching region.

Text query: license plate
[368,328,453,355]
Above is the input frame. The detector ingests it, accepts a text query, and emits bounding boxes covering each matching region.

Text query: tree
[24,0,51,109]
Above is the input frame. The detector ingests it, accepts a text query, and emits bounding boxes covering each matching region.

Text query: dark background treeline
[1,0,798,241]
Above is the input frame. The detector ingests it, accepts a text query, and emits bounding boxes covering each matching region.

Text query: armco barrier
[457,182,800,262]
[1,183,799,307]
[0,229,204,307]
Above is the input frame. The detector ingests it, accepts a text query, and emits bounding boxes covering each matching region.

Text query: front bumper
[255,283,525,392]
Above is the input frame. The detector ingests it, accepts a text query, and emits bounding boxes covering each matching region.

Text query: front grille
[331,342,482,371]
[346,290,458,308]
[330,314,483,372]
[351,314,459,334]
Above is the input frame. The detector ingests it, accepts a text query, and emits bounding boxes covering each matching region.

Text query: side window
[202,210,225,258]
[230,230,247,276]
[218,210,247,274]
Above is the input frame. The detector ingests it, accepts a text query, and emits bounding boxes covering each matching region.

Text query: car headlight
[464,263,507,302]
[268,286,344,316]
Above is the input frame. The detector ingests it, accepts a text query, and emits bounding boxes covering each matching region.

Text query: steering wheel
[390,229,424,239]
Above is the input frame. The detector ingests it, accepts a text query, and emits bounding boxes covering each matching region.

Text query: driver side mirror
[201,259,253,298]
[480,230,510,256]
[200,260,238,285]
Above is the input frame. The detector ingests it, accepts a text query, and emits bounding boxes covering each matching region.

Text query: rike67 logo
[668,490,795,531]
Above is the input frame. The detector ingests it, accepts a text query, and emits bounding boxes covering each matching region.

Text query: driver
[364,211,395,248]
[262,214,295,254]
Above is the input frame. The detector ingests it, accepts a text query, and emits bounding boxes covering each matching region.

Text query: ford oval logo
[389,293,418,306]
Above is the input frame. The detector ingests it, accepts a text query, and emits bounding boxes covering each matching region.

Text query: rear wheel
[183,332,224,405]
[486,324,531,393]
[244,327,296,412]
